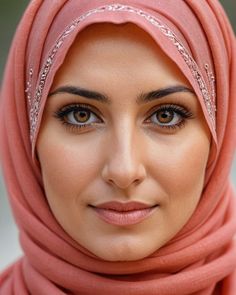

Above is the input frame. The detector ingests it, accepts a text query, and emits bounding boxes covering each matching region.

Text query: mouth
[89,201,158,226]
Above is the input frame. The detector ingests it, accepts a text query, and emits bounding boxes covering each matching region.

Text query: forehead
[51,22,190,90]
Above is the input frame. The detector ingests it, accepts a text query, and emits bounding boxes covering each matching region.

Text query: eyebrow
[48,85,194,104]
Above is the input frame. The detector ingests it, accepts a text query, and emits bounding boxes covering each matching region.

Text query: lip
[91,201,158,226]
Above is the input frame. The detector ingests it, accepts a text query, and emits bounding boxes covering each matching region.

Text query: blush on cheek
[152,133,209,200]
[39,137,104,202]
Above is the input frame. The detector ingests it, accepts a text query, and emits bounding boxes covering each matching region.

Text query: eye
[54,104,102,128]
[146,104,193,129]
[67,108,95,125]
[151,109,180,126]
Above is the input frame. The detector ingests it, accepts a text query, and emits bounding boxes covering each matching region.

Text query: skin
[37,23,211,261]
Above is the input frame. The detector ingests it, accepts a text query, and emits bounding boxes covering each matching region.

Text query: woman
[0,0,235,294]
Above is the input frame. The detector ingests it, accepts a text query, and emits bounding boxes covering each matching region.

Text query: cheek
[148,130,210,203]
[37,133,103,204]
[144,129,210,239]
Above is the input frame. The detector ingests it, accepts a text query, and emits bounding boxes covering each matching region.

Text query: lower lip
[92,206,157,226]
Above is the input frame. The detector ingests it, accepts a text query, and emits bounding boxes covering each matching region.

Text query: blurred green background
[0,0,235,271]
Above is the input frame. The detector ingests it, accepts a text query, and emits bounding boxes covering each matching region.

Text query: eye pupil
[74,110,90,123]
[157,110,174,123]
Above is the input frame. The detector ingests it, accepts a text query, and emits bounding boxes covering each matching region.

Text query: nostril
[133,178,142,185]
[101,155,147,189]
[102,166,146,189]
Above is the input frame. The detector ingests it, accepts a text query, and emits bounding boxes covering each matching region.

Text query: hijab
[0,0,236,294]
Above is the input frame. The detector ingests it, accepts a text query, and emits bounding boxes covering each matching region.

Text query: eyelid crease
[145,102,193,119]
[54,103,103,120]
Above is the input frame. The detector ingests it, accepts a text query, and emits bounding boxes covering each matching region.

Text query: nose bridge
[102,122,146,189]
[113,125,136,169]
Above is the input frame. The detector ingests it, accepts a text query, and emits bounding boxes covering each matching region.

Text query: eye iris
[157,110,174,123]
[74,110,90,123]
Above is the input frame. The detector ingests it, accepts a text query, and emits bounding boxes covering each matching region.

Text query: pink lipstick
[91,201,157,226]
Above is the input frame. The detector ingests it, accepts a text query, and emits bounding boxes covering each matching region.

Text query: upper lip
[93,201,157,212]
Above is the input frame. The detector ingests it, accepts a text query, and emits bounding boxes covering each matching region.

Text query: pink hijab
[0,0,236,294]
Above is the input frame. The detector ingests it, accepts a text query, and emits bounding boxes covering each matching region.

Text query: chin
[91,239,159,262]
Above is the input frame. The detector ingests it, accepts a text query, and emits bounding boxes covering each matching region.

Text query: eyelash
[54,103,102,131]
[53,103,193,132]
[145,104,193,130]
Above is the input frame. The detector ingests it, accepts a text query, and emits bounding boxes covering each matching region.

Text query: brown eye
[147,104,192,128]
[55,105,102,127]
[74,110,91,123]
[156,110,174,124]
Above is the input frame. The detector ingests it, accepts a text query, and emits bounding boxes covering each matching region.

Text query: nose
[101,130,147,189]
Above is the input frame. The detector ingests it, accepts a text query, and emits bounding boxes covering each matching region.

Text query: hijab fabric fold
[0,0,236,294]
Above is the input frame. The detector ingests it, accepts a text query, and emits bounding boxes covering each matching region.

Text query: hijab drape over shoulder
[0,0,236,294]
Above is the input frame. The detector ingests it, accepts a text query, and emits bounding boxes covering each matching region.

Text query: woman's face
[37,23,211,261]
